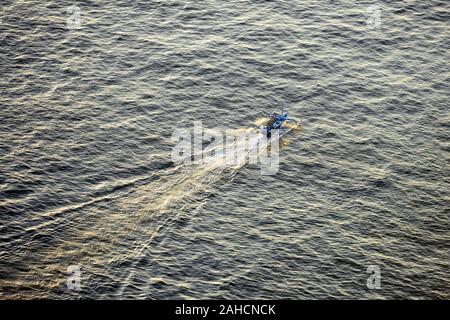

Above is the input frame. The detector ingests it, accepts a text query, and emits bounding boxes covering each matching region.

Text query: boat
[260,102,300,138]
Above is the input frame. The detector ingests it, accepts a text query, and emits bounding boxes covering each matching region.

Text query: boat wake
[114,120,302,256]
[52,120,301,297]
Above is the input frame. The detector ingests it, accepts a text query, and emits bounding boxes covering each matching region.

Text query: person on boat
[264,112,288,137]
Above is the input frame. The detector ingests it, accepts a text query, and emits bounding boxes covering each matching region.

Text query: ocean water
[0,0,449,299]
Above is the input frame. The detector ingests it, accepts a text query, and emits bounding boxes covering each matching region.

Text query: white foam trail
[110,127,293,294]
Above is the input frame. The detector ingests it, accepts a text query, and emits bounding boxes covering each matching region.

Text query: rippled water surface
[1,0,449,299]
